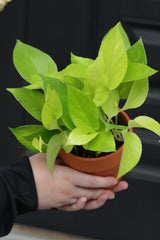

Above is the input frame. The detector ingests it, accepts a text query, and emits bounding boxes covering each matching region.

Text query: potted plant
[7,22,160,183]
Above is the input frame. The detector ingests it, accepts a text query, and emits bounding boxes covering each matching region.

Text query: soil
[71,141,123,158]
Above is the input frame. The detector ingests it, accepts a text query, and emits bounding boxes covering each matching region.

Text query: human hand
[29,153,128,211]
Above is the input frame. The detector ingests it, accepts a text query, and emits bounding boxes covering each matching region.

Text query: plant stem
[115,115,118,125]
[112,130,124,142]
[95,151,102,156]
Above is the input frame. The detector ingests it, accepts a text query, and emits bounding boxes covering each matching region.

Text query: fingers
[75,187,111,200]
[72,170,118,189]
[59,190,115,212]
[83,191,114,210]
[58,197,87,211]
[112,181,128,192]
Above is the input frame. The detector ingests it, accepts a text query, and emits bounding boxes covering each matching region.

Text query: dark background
[0,0,160,239]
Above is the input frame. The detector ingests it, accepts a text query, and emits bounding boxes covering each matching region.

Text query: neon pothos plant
[7,22,160,178]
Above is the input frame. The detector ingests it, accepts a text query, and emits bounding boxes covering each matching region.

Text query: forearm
[0,156,38,237]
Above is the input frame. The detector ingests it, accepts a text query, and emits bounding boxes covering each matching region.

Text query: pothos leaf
[40,75,75,130]
[127,38,147,64]
[85,54,110,106]
[102,89,119,120]
[71,53,94,66]
[121,78,149,111]
[122,63,157,82]
[128,116,160,137]
[9,125,45,152]
[41,86,62,130]
[7,88,44,121]
[117,132,142,179]
[66,127,99,145]
[67,85,100,130]
[13,40,57,83]
[47,131,69,174]
[98,22,128,90]
[84,130,116,152]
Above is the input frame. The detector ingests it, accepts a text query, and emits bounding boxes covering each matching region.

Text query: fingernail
[112,179,118,185]
[109,194,115,200]
[80,197,87,203]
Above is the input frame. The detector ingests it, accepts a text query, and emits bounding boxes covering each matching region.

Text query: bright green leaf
[47,135,62,174]
[102,89,119,120]
[63,144,73,153]
[122,63,157,82]
[61,63,87,82]
[127,38,147,64]
[98,22,128,89]
[47,131,69,174]
[84,130,116,152]
[13,40,57,83]
[71,53,94,66]
[66,127,98,145]
[63,76,84,90]
[41,86,62,130]
[101,22,131,50]
[23,126,59,144]
[45,72,84,90]
[117,132,142,179]
[119,23,131,50]
[84,54,110,106]
[128,116,160,136]
[41,75,75,130]
[7,88,44,121]
[118,82,133,99]
[9,125,45,152]
[122,78,149,111]
[32,136,46,152]
[41,75,64,98]
[44,71,64,80]
[119,38,148,100]
[67,85,100,130]
[104,123,128,131]
[98,108,128,131]
[25,81,43,90]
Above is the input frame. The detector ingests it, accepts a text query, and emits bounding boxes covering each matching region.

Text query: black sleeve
[0,156,38,237]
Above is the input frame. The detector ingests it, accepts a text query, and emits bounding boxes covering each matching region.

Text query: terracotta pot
[59,110,132,187]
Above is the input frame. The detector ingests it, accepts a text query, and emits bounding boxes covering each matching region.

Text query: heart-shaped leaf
[117,132,142,179]
[123,63,157,82]
[84,130,116,152]
[47,131,69,174]
[127,38,147,64]
[98,22,128,89]
[41,86,62,130]
[118,82,133,100]
[41,75,75,130]
[129,116,160,136]
[9,125,45,152]
[32,136,46,152]
[7,88,44,121]
[71,53,94,66]
[66,127,98,145]
[101,22,131,50]
[122,78,149,111]
[61,63,87,82]
[85,54,110,106]
[67,85,100,130]
[13,40,57,83]
[118,38,148,100]
[102,89,119,120]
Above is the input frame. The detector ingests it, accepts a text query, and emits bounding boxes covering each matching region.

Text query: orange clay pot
[59,110,132,188]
